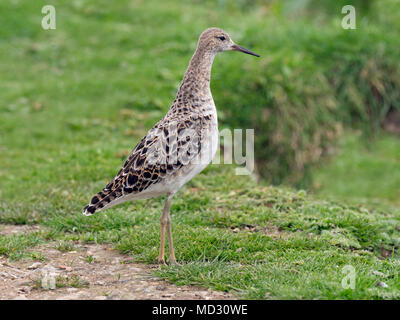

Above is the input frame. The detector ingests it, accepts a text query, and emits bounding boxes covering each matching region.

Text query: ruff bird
[83,27,259,265]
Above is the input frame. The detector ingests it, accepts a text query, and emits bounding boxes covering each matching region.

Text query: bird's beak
[231,44,260,57]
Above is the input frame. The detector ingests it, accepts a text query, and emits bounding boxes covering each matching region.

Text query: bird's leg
[166,214,178,266]
[158,225,167,266]
[158,200,168,266]
[158,194,172,265]
[158,193,179,266]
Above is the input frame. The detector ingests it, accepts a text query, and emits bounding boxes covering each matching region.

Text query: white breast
[167,105,218,193]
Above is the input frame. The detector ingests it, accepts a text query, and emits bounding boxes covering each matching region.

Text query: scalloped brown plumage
[82,27,259,265]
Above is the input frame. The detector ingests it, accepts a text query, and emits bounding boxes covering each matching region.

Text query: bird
[82,27,259,265]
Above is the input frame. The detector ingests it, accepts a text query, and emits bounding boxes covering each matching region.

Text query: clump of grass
[84,255,96,264]
[0,203,41,225]
[28,251,46,261]
[56,275,89,289]
[55,240,76,252]
[0,232,42,261]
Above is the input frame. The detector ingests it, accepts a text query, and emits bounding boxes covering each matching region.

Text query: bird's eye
[217,36,226,41]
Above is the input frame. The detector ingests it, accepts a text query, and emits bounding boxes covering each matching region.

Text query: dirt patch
[0,226,236,300]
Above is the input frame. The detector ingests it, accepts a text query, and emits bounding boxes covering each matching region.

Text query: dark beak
[231,44,260,57]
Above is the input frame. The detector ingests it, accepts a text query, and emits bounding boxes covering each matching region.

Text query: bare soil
[0,224,236,300]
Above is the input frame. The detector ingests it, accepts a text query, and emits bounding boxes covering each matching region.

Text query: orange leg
[158,194,179,265]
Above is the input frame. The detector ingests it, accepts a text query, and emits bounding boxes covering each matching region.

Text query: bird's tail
[82,184,123,216]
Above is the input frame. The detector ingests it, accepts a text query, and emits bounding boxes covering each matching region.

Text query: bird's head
[197,27,260,57]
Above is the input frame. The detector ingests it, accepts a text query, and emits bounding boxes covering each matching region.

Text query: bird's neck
[176,48,216,102]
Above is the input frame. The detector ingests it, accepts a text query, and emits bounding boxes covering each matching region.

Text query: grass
[55,275,89,289]
[0,232,43,260]
[311,131,400,208]
[0,0,399,299]
[2,165,400,299]
[55,240,77,252]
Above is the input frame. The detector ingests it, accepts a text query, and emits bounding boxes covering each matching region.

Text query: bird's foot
[169,258,182,266]
[158,258,167,267]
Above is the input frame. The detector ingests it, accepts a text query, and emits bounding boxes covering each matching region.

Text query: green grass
[0,232,43,260]
[311,131,400,208]
[1,0,399,299]
[2,165,400,299]
[55,239,77,252]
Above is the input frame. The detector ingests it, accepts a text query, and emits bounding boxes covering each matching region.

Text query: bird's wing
[83,117,202,215]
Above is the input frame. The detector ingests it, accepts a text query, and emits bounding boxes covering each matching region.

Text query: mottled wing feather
[83,116,203,215]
